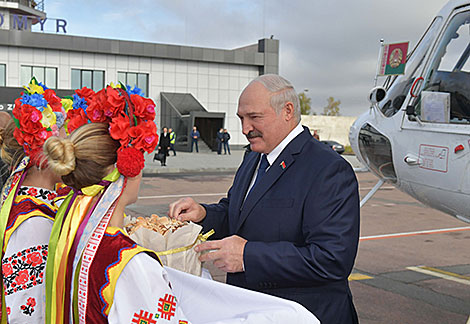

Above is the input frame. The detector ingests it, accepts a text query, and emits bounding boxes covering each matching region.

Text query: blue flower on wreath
[72,94,88,111]
[20,93,48,111]
[126,85,144,96]
[54,112,65,129]
[38,82,49,90]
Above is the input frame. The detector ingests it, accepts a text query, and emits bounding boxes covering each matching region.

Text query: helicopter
[349,0,470,222]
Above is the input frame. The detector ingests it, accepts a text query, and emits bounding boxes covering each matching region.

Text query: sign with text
[418,144,449,173]
[0,14,67,33]
[0,104,14,111]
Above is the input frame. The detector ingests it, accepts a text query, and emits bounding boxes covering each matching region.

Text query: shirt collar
[265,123,303,165]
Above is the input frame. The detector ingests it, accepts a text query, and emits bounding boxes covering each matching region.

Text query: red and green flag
[379,42,409,76]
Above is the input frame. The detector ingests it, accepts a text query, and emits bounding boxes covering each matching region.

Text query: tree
[299,92,315,115]
[323,97,341,116]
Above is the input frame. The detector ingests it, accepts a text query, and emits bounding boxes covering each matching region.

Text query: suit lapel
[230,152,259,231]
[235,127,312,232]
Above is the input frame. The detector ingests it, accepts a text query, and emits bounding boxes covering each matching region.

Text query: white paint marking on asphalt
[466,315,470,324]
[138,193,227,199]
[138,186,395,200]
[360,226,470,241]
[407,266,470,286]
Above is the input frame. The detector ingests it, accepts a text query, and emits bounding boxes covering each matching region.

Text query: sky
[38,0,448,116]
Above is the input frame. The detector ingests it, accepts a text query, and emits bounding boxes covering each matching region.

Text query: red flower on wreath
[14,105,44,134]
[116,147,145,178]
[109,113,131,146]
[129,121,158,153]
[15,270,29,285]
[105,87,126,118]
[131,94,156,121]
[2,263,13,277]
[43,89,62,112]
[26,252,42,267]
[75,87,95,104]
[86,89,108,123]
[67,108,89,134]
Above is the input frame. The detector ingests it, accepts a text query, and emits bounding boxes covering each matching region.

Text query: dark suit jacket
[201,127,360,324]
[159,133,170,153]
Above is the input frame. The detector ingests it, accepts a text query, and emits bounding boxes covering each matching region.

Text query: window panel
[92,70,104,91]
[32,66,44,84]
[0,64,6,87]
[138,73,148,96]
[127,72,137,88]
[45,67,57,89]
[117,72,126,84]
[82,70,92,89]
[71,69,80,89]
[20,66,32,85]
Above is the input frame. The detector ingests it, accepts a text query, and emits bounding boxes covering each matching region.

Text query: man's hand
[168,197,206,222]
[195,235,247,273]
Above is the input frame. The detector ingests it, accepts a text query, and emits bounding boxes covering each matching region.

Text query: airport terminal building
[0,0,279,151]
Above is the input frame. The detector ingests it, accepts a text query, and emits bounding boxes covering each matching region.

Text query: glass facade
[71,69,104,91]
[20,66,57,88]
[118,72,148,96]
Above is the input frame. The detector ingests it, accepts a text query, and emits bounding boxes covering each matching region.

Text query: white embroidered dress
[2,186,59,323]
[109,253,319,324]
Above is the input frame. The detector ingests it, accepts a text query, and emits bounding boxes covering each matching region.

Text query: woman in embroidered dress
[43,86,318,324]
[0,81,71,323]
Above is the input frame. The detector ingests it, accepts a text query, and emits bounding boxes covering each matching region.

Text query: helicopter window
[378,17,443,118]
[420,11,470,123]
[358,123,397,183]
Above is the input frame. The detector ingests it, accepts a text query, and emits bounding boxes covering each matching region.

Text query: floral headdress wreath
[12,78,67,166]
[62,83,159,178]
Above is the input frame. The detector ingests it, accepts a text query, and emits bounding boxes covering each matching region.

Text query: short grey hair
[250,74,301,122]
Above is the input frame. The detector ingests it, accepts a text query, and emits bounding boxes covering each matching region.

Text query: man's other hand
[196,235,247,273]
[168,197,206,222]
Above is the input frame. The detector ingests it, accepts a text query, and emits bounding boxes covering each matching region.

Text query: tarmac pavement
[143,149,364,176]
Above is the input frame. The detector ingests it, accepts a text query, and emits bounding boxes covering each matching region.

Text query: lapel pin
[280,161,286,169]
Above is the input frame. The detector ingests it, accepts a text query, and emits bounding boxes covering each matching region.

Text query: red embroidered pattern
[157,294,176,321]
[17,186,54,201]
[20,297,36,316]
[2,245,47,295]
[131,309,156,324]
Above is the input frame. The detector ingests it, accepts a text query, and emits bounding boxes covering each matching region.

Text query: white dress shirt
[245,122,304,197]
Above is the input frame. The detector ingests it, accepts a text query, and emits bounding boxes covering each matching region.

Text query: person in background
[216,128,224,155]
[158,127,170,166]
[313,129,320,140]
[168,74,360,324]
[190,126,200,153]
[169,127,177,156]
[223,129,231,155]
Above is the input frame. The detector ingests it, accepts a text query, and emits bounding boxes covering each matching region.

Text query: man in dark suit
[168,74,360,324]
[157,127,170,166]
[216,128,224,155]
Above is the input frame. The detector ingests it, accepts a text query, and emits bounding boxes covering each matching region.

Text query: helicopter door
[404,9,470,198]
